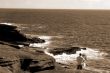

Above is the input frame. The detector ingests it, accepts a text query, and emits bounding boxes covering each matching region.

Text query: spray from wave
[29,35,52,48]
[27,35,107,64]
[44,48,107,64]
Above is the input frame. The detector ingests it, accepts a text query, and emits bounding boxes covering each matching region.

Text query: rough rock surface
[0,44,55,73]
[0,23,55,73]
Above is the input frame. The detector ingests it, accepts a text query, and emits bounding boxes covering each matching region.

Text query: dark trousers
[77,65,82,70]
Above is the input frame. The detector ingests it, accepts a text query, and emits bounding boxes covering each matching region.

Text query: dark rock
[0,23,27,43]
[66,47,81,54]
[20,59,32,71]
[27,37,45,43]
[0,23,45,48]
[81,48,86,50]
[49,47,86,55]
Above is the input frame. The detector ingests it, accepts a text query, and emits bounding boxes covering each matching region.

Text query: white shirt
[77,56,85,65]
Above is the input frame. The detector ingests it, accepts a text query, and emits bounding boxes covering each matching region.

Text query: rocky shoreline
[0,23,109,73]
[0,23,55,73]
[0,44,56,73]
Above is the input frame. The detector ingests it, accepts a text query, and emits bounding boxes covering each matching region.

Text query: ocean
[0,9,110,72]
[0,9,110,50]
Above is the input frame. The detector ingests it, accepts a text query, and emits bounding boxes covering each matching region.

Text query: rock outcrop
[0,44,55,73]
[48,47,86,55]
[20,49,55,72]
[0,23,27,42]
[0,23,45,48]
[0,23,55,73]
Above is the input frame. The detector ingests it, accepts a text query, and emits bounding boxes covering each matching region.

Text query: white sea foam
[28,35,64,48]
[38,36,52,40]
[18,45,24,48]
[28,35,107,64]
[0,23,13,25]
[29,35,52,48]
[29,40,51,48]
[45,48,107,64]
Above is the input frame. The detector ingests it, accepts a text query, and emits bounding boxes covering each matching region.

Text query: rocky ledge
[0,23,101,73]
[0,44,55,73]
[0,23,55,73]
[0,23,45,48]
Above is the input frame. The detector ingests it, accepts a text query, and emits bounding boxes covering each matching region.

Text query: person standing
[76,53,85,70]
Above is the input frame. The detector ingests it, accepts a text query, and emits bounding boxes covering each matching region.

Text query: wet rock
[49,47,86,55]
[27,37,45,43]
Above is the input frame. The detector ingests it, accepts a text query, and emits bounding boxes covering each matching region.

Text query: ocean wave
[45,47,107,64]
[26,35,107,64]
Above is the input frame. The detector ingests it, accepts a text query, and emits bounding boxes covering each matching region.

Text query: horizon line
[0,8,110,10]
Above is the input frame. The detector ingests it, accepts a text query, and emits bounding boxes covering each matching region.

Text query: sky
[0,0,110,9]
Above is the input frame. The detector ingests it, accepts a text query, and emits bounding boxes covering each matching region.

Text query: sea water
[29,35,107,64]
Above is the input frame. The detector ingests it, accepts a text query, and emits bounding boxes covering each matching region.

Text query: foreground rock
[0,23,55,73]
[0,44,55,73]
[20,49,55,72]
